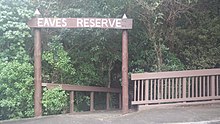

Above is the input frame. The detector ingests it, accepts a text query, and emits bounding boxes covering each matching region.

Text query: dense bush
[42,87,68,115]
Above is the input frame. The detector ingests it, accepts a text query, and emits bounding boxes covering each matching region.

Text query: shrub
[42,87,68,115]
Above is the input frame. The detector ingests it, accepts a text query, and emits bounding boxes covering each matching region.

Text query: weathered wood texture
[42,83,121,112]
[28,18,133,29]
[131,69,220,106]
[42,83,121,93]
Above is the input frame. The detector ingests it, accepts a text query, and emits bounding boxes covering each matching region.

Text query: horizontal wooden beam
[42,83,121,93]
[132,96,220,105]
[131,68,220,80]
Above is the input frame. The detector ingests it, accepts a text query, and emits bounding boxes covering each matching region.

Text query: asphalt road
[1,104,220,124]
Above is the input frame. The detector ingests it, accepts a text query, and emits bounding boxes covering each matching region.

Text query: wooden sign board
[28,18,132,29]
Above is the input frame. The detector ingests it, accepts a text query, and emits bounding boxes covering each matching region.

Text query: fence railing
[131,68,220,106]
[42,83,121,112]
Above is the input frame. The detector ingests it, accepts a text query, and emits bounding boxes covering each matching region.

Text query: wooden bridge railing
[42,83,121,112]
[131,68,220,106]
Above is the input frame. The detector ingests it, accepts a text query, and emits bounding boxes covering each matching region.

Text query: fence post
[106,92,110,110]
[211,76,215,97]
[119,93,122,109]
[145,80,149,102]
[90,92,94,111]
[183,78,186,102]
[70,91,74,113]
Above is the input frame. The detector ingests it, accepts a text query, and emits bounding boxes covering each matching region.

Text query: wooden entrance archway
[28,9,133,116]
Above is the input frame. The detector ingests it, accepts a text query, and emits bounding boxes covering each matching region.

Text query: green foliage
[0,0,34,61]
[175,0,220,69]
[42,36,75,83]
[0,60,34,119]
[0,0,35,120]
[42,87,68,115]
[74,92,90,112]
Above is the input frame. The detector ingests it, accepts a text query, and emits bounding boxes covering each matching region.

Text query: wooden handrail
[131,68,220,107]
[131,68,220,80]
[42,83,122,112]
[42,83,121,93]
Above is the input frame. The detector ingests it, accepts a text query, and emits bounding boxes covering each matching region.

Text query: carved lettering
[37,18,43,27]
[75,18,122,28]
[31,18,132,29]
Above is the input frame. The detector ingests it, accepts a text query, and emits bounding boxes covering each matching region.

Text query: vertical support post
[211,76,215,97]
[106,93,110,110]
[145,80,149,101]
[183,78,186,102]
[119,93,122,109]
[122,14,129,114]
[134,81,137,102]
[70,91,74,113]
[90,92,94,111]
[34,9,42,117]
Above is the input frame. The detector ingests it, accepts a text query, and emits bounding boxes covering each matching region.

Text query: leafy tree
[129,0,189,72]
[175,0,220,69]
[0,0,35,120]
[42,36,75,83]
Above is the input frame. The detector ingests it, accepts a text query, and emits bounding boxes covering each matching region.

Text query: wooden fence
[42,83,121,112]
[131,69,220,106]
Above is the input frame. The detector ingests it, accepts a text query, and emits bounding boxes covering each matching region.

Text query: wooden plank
[183,78,186,100]
[42,83,121,93]
[154,80,156,100]
[161,79,164,99]
[168,79,170,99]
[179,78,182,98]
[106,93,110,110]
[138,80,140,101]
[158,79,160,100]
[119,93,122,109]
[70,91,74,113]
[188,78,190,98]
[90,92,94,111]
[172,78,174,99]
[28,18,133,29]
[195,77,198,97]
[132,96,220,105]
[137,100,220,109]
[203,76,206,97]
[145,80,149,101]
[175,78,178,98]
[131,68,220,80]
[141,80,144,101]
[150,80,153,100]
[207,76,209,96]
[165,79,167,99]
[192,77,194,97]
[217,75,218,96]
[134,81,137,101]
[211,76,215,97]
[199,77,202,97]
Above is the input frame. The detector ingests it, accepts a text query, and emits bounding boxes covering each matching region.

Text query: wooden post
[34,9,42,117]
[106,93,110,110]
[119,93,122,109]
[211,76,215,97]
[122,14,129,114]
[70,91,74,113]
[183,78,186,102]
[90,92,94,111]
